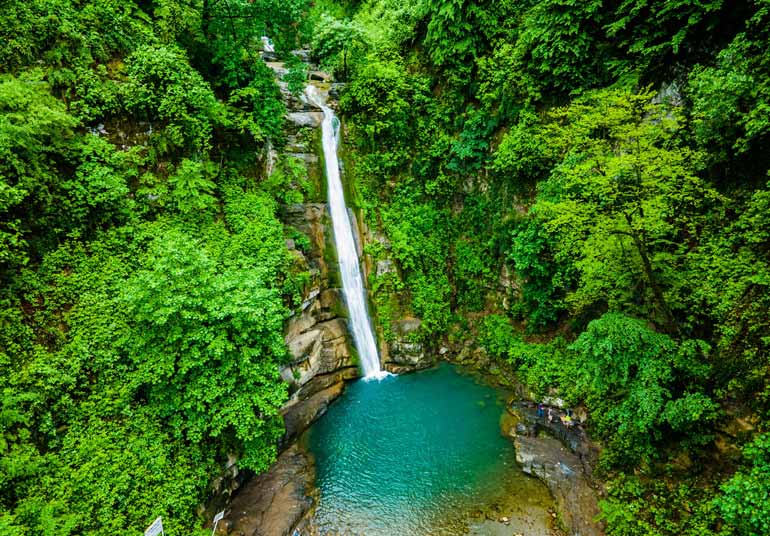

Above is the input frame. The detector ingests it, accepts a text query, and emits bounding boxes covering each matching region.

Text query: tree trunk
[624,211,679,335]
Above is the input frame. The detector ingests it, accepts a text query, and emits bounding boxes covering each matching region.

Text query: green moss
[322,212,343,289]
[308,126,327,202]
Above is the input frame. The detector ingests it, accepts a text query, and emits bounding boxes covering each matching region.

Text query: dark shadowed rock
[282,381,346,446]
[309,70,332,82]
[261,51,278,62]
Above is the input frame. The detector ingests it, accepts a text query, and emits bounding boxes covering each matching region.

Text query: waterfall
[305,86,388,379]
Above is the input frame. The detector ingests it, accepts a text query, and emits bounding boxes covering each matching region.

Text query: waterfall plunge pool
[306,363,556,535]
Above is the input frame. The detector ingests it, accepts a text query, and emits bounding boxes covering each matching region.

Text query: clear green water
[308,363,553,535]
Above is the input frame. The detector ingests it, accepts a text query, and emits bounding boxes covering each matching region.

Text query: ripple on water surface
[308,363,554,535]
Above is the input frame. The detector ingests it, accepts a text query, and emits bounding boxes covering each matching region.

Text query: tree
[492,109,557,191]
[570,313,717,466]
[605,0,743,77]
[226,62,286,144]
[688,183,770,408]
[506,217,571,329]
[423,0,518,72]
[312,14,367,80]
[717,433,770,536]
[167,158,217,213]
[688,1,770,177]
[340,58,416,149]
[124,44,223,153]
[200,0,309,88]
[517,0,609,92]
[0,0,309,532]
[122,227,288,472]
[534,88,721,333]
[424,0,484,68]
[0,71,77,270]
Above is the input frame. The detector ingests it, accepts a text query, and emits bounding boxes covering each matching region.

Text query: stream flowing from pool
[308,363,555,535]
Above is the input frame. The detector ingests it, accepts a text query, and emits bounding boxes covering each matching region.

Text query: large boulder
[282,290,357,390]
[281,381,346,446]
[286,111,324,128]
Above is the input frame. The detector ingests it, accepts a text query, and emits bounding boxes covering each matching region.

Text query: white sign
[145,517,164,536]
[211,511,225,536]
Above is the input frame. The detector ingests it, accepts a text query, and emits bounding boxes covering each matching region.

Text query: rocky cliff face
[217,53,447,534]
[271,65,361,443]
[212,59,360,533]
[278,213,360,445]
[359,226,435,374]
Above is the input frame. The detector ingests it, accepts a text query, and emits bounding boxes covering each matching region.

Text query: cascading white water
[305,86,388,379]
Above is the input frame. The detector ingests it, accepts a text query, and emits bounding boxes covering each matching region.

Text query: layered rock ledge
[504,403,605,536]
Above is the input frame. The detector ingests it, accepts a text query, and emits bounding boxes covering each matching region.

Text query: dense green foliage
[5,0,770,533]
[717,433,770,535]
[0,0,313,533]
[326,0,770,534]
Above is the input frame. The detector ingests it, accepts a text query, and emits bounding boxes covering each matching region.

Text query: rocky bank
[223,445,315,536]
[503,403,604,536]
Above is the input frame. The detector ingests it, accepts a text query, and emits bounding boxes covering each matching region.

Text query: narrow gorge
[217,54,604,536]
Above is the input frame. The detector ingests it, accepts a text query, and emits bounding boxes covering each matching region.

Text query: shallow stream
[307,363,555,535]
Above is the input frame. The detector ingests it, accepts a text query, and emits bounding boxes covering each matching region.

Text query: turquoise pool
[307,363,554,535]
